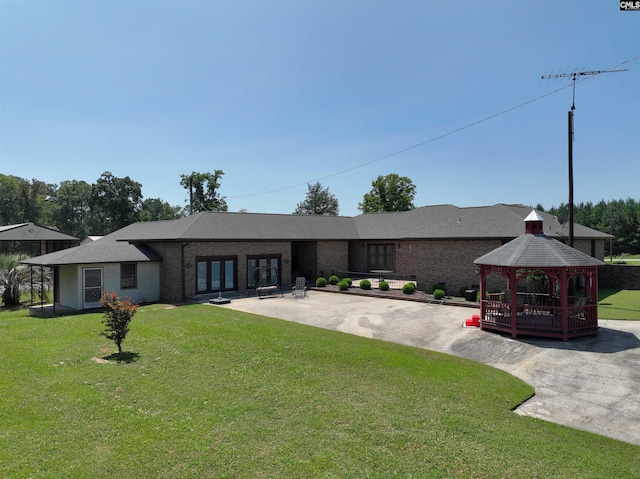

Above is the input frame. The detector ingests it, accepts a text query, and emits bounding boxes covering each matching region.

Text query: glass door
[196,257,236,294]
[83,267,103,309]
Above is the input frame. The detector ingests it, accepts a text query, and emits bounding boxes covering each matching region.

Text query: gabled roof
[0,222,78,241]
[116,211,359,242]
[353,204,611,240]
[115,204,610,243]
[22,230,161,266]
[21,203,611,266]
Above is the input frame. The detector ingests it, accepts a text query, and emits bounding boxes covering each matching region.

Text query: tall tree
[139,198,185,222]
[180,170,228,213]
[89,172,143,234]
[293,182,339,216]
[49,180,93,238]
[358,174,416,213]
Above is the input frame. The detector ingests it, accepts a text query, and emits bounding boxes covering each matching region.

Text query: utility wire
[228,55,639,200]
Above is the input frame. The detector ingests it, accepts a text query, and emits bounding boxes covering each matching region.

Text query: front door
[83,267,103,309]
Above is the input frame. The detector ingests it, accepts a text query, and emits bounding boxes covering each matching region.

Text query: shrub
[433,289,446,300]
[100,291,138,354]
[344,277,353,287]
[316,277,327,287]
[402,283,416,294]
[359,279,372,290]
[379,281,390,291]
[459,286,468,297]
[432,283,445,293]
[328,275,340,285]
[338,280,349,291]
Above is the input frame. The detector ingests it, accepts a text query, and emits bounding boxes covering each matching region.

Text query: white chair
[292,277,307,299]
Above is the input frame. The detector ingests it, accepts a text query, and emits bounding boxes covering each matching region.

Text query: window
[196,256,237,293]
[247,255,281,288]
[367,244,395,271]
[121,263,137,289]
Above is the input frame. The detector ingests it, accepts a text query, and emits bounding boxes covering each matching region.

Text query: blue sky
[1,1,638,217]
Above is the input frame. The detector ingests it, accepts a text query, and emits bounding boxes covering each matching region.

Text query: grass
[599,288,640,320]
[1,304,639,478]
[605,254,640,265]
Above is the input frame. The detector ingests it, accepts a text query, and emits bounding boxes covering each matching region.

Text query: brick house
[23,204,610,311]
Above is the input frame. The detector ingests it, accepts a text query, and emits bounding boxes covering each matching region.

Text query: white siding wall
[101,262,161,306]
[60,262,161,311]
[58,265,80,310]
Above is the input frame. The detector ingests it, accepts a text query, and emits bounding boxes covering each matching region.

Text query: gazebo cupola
[474,210,604,341]
[524,210,544,235]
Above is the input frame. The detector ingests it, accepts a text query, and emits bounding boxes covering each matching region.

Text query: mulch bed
[309,285,479,309]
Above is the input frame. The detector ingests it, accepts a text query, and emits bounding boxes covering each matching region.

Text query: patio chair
[292,277,307,299]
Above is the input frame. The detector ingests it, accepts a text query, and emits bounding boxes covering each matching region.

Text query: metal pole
[568,109,574,248]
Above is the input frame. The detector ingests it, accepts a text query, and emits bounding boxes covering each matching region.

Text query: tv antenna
[541,68,627,247]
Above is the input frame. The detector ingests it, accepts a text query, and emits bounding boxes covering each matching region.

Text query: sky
[1,1,638,217]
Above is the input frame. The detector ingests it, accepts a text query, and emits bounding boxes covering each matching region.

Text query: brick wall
[599,264,640,290]
[349,239,501,294]
[317,241,349,279]
[152,241,293,299]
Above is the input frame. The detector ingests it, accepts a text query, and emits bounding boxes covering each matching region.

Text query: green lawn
[605,254,640,265]
[1,304,638,478]
[599,289,640,320]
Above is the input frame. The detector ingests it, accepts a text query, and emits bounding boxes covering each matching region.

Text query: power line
[228,54,639,200]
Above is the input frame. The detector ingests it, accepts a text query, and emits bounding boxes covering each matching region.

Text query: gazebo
[474,211,604,341]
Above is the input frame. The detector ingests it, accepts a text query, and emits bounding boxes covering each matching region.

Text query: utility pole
[541,68,626,248]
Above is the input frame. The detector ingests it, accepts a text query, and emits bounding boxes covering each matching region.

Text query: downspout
[181,242,187,302]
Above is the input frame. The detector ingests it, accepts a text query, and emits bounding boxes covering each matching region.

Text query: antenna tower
[541,68,627,247]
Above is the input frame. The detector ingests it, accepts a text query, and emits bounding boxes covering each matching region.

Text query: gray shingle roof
[474,233,605,267]
[116,211,359,242]
[22,232,161,266]
[0,222,78,241]
[353,204,611,240]
[21,204,611,266]
[116,204,611,243]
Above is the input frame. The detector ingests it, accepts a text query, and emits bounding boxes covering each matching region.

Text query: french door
[196,257,236,294]
[247,256,281,288]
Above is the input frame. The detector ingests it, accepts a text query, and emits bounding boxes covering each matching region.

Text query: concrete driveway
[212,290,640,446]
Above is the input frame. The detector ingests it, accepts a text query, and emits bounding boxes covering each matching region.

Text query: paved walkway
[212,290,640,446]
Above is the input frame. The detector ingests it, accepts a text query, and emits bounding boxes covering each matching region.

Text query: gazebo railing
[482,295,597,335]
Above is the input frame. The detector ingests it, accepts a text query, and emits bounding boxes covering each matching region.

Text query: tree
[358,174,416,213]
[49,180,93,238]
[100,291,138,354]
[139,198,185,222]
[0,254,50,307]
[180,170,228,213]
[89,172,143,234]
[293,182,339,216]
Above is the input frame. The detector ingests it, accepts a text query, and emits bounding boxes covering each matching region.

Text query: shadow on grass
[102,351,140,363]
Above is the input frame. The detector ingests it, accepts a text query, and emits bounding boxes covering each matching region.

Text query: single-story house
[22,204,611,311]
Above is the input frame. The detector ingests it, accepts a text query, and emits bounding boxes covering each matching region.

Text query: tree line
[535,199,640,256]
[2,171,637,255]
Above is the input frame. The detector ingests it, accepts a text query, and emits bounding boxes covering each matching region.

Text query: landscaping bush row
[316,276,419,294]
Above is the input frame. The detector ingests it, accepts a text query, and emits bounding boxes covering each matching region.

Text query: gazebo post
[560,269,569,341]
[509,269,518,339]
[479,267,486,322]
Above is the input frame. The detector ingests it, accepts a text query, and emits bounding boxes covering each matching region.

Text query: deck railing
[482,293,597,335]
